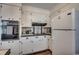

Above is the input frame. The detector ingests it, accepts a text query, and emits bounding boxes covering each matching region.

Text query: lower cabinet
[1,40,20,55]
[20,37,33,54]
[33,36,48,52]
[20,36,48,54]
[0,36,49,55]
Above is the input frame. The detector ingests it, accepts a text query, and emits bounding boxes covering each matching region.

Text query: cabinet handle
[58,16,60,19]
[12,41,14,43]
[30,41,33,43]
[32,49,33,52]
[8,41,10,43]
[0,5,2,8]
[12,18,14,20]
[44,36,46,38]
[19,41,23,44]
[0,16,2,18]
[19,41,21,43]
[0,43,2,45]
[8,18,10,20]
[26,37,28,39]
[39,39,40,41]
[36,36,38,38]
[67,12,71,15]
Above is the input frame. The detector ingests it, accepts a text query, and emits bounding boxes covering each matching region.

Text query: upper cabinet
[31,13,49,23]
[21,11,32,27]
[21,5,50,27]
[0,4,21,21]
[31,13,50,26]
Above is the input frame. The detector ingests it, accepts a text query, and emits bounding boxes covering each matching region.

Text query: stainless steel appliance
[1,20,19,40]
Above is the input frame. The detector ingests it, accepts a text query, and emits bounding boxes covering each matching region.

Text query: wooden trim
[25,49,52,55]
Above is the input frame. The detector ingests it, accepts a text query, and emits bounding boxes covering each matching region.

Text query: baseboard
[24,49,52,55]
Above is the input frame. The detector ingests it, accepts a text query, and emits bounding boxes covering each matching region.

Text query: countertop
[21,34,51,37]
[0,49,10,55]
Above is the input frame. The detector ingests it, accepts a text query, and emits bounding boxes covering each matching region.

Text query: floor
[33,50,52,55]
[27,49,52,55]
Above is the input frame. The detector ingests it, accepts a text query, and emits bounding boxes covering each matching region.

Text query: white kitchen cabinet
[31,13,50,24]
[33,36,48,52]
[1,40,20,55]
[32,36,42,52]
[20,36,49,54]
[1,4,21,21]
[10,40,20,55]
[31,13,40,23]
[21,11,32,27]
[47,36,52,51]
[20,37,33,54]
[41,36,48,50]
[52,10,74,29]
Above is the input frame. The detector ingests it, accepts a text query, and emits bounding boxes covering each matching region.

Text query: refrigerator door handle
[53,29,76,31]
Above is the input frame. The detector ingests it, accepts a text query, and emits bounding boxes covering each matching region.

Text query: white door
[1,4,21,21]
[52,10,73,29]
[21,37,33,54]
[52,30,75,55]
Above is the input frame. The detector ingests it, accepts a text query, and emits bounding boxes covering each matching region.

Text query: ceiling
[22,3,59,10]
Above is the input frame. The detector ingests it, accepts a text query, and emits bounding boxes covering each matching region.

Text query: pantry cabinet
[1,40,20,55]
[21,11,32,27]
[1,4,21,21]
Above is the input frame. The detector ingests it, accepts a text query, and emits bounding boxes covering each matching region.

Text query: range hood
[32,22,47,26]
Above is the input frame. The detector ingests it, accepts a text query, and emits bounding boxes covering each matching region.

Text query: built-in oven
[1,20,19,40]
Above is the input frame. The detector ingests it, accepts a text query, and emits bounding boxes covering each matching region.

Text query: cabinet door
[33,36,48,52]
[1,4,21,21]
[32,36,41,52]
[52,10,73,29]
[32,13,47,23]
[1,41,12,49]
[48,36,52,51]
[21,12,32,27]
[32,13,40,23]
[21,37,33,54]
[10,40,20,55]
[41,36,48,50]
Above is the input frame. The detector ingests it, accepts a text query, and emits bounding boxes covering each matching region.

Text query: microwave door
[7,26,13,35]
[13,26,19,35]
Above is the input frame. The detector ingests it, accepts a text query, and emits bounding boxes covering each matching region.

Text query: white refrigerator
[51,9,79,55]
